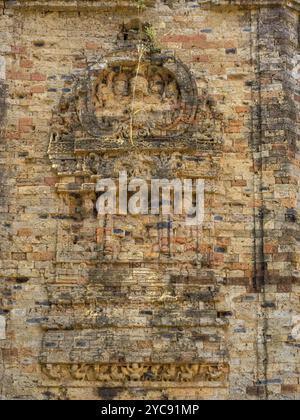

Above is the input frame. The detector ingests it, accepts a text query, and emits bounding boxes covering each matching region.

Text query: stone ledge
[3,0,300,12]
[41,380,229,388]
[199,0,300,11]
[4,0,155,12]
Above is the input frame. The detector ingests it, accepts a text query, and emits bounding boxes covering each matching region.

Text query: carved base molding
[42,363,229,384]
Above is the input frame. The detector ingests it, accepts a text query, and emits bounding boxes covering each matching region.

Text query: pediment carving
[48,24,224,179]
[48,51,200,157]
[76,56,197,142]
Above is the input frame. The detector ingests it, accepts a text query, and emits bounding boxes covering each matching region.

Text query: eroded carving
[42,363,229,383]
[48,26,224,181]
[75,55,198,142]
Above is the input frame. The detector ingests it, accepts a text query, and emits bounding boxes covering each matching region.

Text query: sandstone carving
[47,25,210,182]
[79,58,191,140]
[41,363,229,383]
[47,25,225,184]
[49,54,198,147]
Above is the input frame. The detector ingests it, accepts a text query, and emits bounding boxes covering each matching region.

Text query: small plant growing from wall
[144,25,160,53]
[128,22,161,144]
[129,42,145,144]
[134,0,146,14]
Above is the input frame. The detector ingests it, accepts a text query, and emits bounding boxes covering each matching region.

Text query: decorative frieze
[42,362,229,383]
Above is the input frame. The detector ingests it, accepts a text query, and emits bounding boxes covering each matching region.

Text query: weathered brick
[0,0,299,403]
[20,59,33,68]
[30,72,47,81]
[30,85,46,94]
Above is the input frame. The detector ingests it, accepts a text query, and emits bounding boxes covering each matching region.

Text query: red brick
[174,237,186,244]
[30,85,46,94]
[86,41,99,50]
[217,238,230,246]
[281,385,298,393]
[246,386,265,397]
[232,180,247,187]
[7,70,30,81]
[161,34,207,43]
[235,106,249,113]
[5,131,21,140]
[272,143,287,150]
[19,118,33,127]
[273,253,290,262]
[232,263,251,270]
[223,41,238,49]
[275,177,289,184]
[228,74,246,81]
[161,34,218,49]
[225,120,242,134]
[19,125,33,133]
[198,245,211,253]
[226,277,250,286]
[30,72,47,81]
[73,62,86,69]
[294,94,300,103]
[11,45,26,54]
[160,245,169,253]
[12,252,27,261]
[44,177,58,186]
[20,59,33,68]
[192,55,210,63]
[187,243,198,252]
[30,252,55,262]
[264,244,278,253]
[213,254,224,264]
[186,40,218,49]
[17,228,32,237]
[152,244,160,253]
[277,284,292,293]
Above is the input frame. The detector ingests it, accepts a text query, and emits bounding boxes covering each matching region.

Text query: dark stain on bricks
[226,48,237,54]
[15,277,30,284]
[33,40,45,47]
[97,388,122,400]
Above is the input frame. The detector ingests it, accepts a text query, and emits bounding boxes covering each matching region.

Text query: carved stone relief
[42,363,229,383]
[43,24,227,390]
[48,23,224,180]
[75,55,198,142]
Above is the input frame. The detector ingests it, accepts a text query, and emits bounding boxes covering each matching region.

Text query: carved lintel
[41,362,229,383]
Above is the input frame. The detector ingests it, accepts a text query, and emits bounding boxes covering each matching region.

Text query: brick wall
[0,0,299,400]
